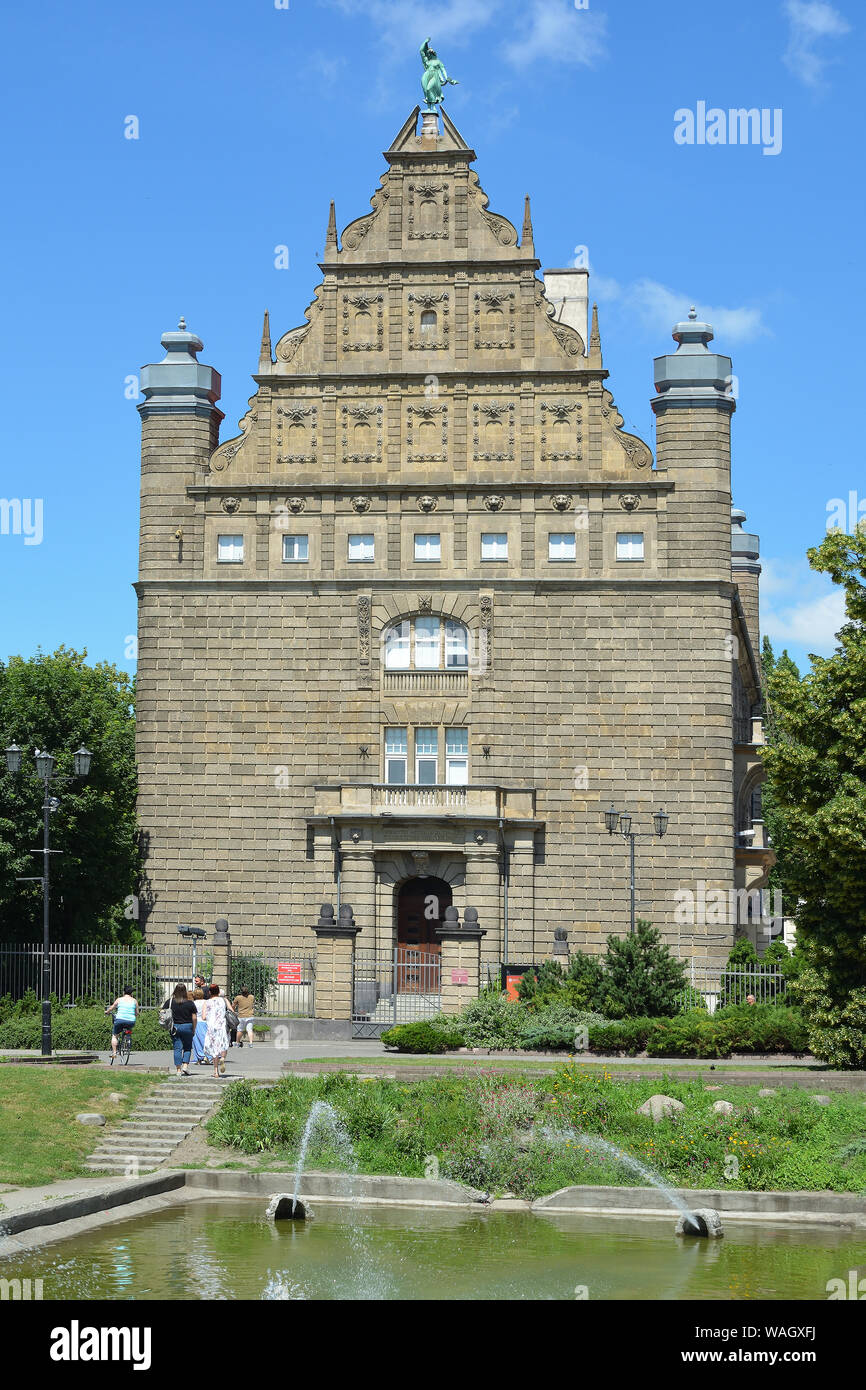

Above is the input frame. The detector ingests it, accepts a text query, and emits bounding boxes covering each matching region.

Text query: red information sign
[451,968,469,985]
[505,973,523,1002]
[277,962,302,985]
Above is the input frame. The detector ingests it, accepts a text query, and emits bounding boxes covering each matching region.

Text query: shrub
[0,1004,171,1050]
[455,992,527,1049]
[600,920,687,1019]
[586,1018,657,1055]
[229,954,279,1002]
[520,1004,606,1051]
[380,1020,462,1053]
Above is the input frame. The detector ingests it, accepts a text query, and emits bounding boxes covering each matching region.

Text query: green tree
[600,919,687,1019]
[0,648,140,944]
[761,637,801,912]
[761,529,866,1066]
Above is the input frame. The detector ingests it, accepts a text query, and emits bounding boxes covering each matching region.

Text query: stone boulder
[758,1088,777,1098]
[76,1113,106,1126]
[637,1094,685,1123]
[107,1092,124,1104]
[711,1100,734,1115]
[811,1094,832,1106]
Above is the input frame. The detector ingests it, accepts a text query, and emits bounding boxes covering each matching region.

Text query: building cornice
[134,576,738,597]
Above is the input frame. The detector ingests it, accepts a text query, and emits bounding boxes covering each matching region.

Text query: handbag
[225,1006,239,1031]
[158,1002,173,1030]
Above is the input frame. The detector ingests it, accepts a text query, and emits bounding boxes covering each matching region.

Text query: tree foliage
[600,919,687,1019]
[761,529,866,1065]
[0,648,139,944]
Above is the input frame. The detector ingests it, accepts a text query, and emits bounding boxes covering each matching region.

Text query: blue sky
[0,0,863,676]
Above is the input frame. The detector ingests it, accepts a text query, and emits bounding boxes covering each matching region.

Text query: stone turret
[137,320,222,578]
[731,507,761,664]
[652,308,735,582]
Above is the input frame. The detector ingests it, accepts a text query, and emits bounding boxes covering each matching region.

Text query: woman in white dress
[204,985,229,1077]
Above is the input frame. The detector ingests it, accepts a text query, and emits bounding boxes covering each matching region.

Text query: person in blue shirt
[105,987,138,1062]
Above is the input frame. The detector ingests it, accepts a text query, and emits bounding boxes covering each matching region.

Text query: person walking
[164,984,197,1077]
[105,987,138,1063]
[232,987,256,1047]
[205,984,229,1078]
[191,988,210,1064]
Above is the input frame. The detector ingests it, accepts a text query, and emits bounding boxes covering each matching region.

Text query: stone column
[435,906,486,1015]
[312,903,360,1020]
[211,918,232,993]
[338,828,377,947]
[463,830,501,959]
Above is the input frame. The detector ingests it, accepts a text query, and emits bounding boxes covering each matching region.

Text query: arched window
[420,309,437,339]
[382,616,469,670]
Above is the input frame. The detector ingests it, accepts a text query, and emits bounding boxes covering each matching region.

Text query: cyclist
[105,986,138,1063]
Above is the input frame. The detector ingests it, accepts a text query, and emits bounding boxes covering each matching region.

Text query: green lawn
[207,1068,866,1199]
[0,1065,156,1186]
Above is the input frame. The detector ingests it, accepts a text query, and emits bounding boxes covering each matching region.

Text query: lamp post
[4,742,92,1056]
[177,924,207,986]
[604,806,669,936]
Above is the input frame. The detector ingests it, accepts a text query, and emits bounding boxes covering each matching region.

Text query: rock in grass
[107,1092,124,1104]
[711,1100,734,1115]
[758,1088,777,1098]
[76,1113,106,1126]
[637,1094,684,1123]
[811,1094,832,1106]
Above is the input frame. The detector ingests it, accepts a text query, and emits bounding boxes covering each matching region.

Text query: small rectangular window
[385,727,407,785]
[481,532,508,561]
[348,534,375,562]
[616,532,645,561]
[282,534,309,563]
[415,727,438,784]
[217,534,244,563]
[414,533,441,562]
[445,728,469,785]
[549,532,576,561]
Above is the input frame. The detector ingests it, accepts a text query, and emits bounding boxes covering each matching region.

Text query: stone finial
[464,907,479,926]
[589,301,602,366]
[259,309,272,371]
[214,917,230,941]
[443,905,460,927]
[688,305,697,320]
[178,316,187,330]
[325,200,338,254]
[521,194,534,252]
[318,903,335,926]
[337,902,355,927]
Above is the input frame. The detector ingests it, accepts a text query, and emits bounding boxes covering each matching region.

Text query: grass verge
[0,1065,156,1186]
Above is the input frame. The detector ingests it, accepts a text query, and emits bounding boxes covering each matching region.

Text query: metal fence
[0,943,316,1018]
[677,964,787,1014]
[0,943,189,1009]
[353,948,441,1037]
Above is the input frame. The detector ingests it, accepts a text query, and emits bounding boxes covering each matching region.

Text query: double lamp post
[604,805,669,935]
[4,742,93,1056]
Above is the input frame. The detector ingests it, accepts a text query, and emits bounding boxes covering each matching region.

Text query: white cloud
[588,272,768,345]
[501,1,607,69]
[782,1,851,88]
[761,556,846,653]
[322,0,606,71]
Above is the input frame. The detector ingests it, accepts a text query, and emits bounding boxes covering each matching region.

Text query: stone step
[134,1101,218,1114]
[94,1138,180,1154]
[83,1160,159,1174]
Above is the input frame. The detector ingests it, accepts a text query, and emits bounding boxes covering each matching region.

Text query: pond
[3,1200,863,1300]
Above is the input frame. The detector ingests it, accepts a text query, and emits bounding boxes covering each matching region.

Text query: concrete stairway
[84,1074,233,1175]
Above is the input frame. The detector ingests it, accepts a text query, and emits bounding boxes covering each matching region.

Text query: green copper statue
[420,38,458,110]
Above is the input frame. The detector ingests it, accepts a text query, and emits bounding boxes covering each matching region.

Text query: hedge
[0,1005,172,1051]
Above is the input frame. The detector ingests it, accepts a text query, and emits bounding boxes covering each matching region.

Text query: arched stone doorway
[395,875,451,993]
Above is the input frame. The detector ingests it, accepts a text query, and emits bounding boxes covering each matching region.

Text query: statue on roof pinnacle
[420,38,458,110]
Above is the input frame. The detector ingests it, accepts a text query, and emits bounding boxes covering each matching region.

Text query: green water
[4,1201,864,1300]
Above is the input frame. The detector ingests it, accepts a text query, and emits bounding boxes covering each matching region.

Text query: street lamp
[178,924,207,984]
[604,806,669,935]
[4,742,93,1055]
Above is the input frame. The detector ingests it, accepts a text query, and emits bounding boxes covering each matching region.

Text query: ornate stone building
[135,107,770,970]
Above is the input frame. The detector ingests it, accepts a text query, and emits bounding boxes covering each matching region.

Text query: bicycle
[115,1024,133,1065]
